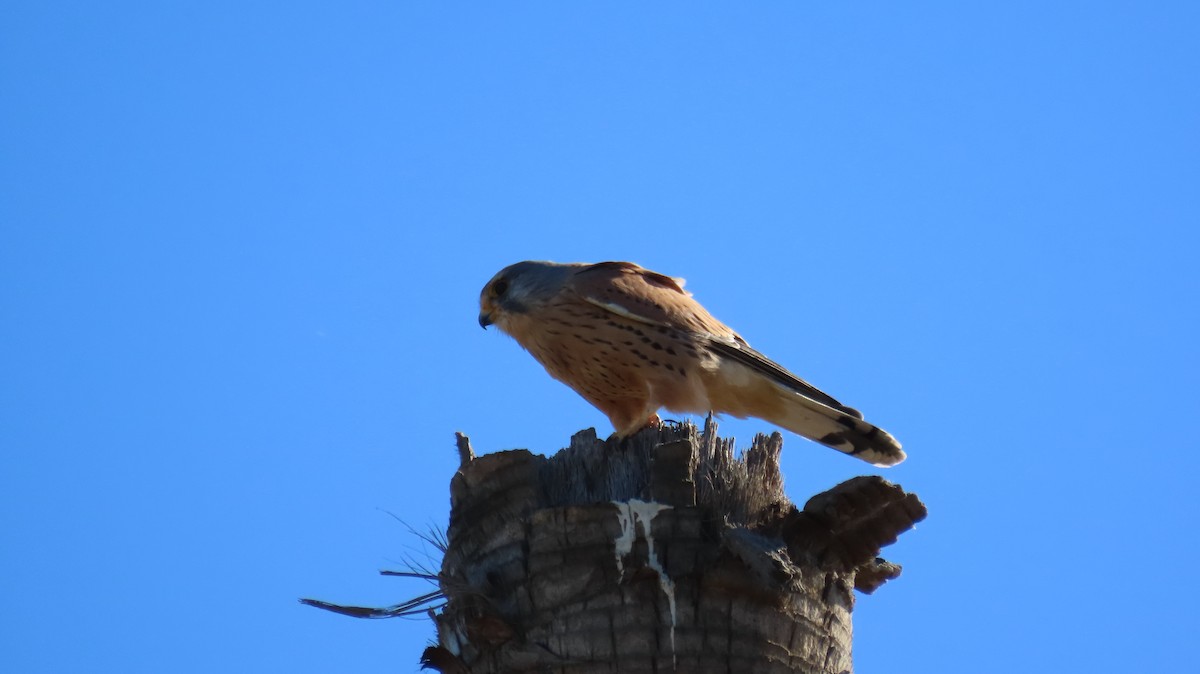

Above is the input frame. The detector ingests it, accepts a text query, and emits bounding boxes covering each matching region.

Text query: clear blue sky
[2,2,1197,672]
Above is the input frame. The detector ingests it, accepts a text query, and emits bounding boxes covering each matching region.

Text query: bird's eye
[492,279,509,296]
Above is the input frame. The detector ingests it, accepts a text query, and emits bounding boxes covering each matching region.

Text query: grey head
[478,260,585,328]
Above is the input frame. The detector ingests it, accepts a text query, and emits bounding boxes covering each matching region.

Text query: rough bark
[423,420,926,674]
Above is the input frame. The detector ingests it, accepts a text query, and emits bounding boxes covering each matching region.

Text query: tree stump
[424,420,926,674]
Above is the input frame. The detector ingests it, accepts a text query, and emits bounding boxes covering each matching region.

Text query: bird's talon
[641,414,663,432]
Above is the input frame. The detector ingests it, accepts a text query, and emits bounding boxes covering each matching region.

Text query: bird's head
[478,261,579,332]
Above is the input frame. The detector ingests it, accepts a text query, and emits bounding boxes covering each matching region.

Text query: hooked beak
[478,311,493,329]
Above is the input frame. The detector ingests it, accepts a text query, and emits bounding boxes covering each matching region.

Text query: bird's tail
[701,340,905,466]
[766,390,905,466]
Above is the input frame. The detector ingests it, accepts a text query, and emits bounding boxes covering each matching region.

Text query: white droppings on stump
[612,499,678,667]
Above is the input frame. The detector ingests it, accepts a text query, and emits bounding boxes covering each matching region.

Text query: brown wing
[704,340,864,418]
[567,261,738,337]
[569,261,862,419]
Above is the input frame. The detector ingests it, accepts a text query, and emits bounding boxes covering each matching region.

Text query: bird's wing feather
[704,339,864,419]
[568,261,737,337]
[570,262,861,418]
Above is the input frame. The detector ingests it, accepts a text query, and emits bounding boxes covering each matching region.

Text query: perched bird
[478,261,905,466]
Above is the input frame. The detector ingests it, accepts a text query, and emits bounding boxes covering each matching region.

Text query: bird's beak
[478,311,493,329]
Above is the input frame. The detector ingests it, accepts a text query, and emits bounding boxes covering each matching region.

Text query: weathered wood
[425,420,926,673]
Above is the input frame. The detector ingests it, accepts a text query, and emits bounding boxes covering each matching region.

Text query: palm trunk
[424,420,925,674]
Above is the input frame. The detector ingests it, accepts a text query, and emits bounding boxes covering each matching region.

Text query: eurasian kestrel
[478,260,905,466]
